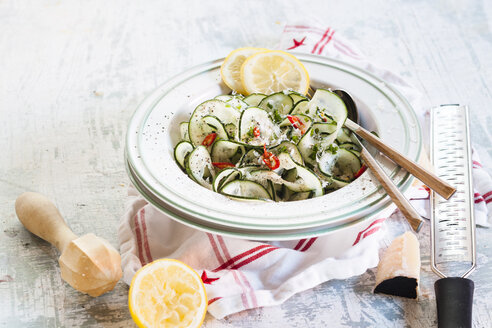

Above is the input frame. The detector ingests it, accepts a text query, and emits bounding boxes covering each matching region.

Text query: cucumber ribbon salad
[174,89,366,201]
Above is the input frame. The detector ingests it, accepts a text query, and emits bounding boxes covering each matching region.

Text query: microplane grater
[430,104,476,328]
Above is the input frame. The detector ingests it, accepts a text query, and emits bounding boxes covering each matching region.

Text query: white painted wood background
[1,0,491,327]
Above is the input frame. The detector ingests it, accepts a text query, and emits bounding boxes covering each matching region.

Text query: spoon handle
[345,119,456,199]
[359,147,424,232]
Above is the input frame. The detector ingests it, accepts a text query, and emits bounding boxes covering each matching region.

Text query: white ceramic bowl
[125,53,421,244]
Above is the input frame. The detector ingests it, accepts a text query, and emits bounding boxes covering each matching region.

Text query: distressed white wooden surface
[1,0,491,327]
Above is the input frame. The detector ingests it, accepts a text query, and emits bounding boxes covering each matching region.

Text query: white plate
[125,54,421,240]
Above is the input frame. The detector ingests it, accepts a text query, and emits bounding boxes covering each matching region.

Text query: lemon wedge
[220,47,268,94]
[129,259,207,328]
[241,50,310,96]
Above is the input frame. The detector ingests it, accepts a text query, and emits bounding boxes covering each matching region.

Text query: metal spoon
[334,89,456,200]
[334,89,423,232]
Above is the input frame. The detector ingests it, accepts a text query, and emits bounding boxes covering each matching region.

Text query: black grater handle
[435,277,474,328]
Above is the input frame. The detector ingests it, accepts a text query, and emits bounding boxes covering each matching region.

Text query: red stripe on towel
[207,233,225,264]
[208,297,222,305]
[352,218,386,246]
[285,25,324,32]
[139,208,153,263]
[216,235,251,308]
[300,238,318,252]
[293,239,306,251]
[230,247,278,270]
[133,212,145,265]
[482,191,492,199]
[362,227,381,240]
[474,193,484,204]
[212,245,273,272]
[334,38,361,57]
[317,30,336,54]
[312,28,330,54]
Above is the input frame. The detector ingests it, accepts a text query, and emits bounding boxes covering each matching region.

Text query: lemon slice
[220,47,268,94]
[129,259,207,328]
[241,50,310,96]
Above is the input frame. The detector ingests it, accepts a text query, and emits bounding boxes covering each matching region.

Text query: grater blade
[430,104,476,279]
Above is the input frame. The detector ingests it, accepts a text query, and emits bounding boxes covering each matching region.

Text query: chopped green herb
[326,144,339,155]
[291,135,300,143]
[277,146,288,153]
[246,126,255,138]
[309,143,320,160]
[272,110,282,123]
[267,103,273,109]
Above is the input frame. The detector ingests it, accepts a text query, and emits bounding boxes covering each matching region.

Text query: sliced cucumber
[258,92,294,115]
[281,167,298,182]
[215,95,249,111]
[245,161,321,197]
[213,168,242,192]
[174,141,193,170]
[349,149,361,157]
[243,93,266,107]
[210,139,245,164]
[239,148,262,167]
[323,177,349,192]
[307,89,348,146]
[318,148,361,182]
[338,142,361,152]
[239,107,279,146]
[188,99,240,146]
[178,90,363,202]
[297,122,338,166]
[220,180,272,200]
[224,123,237,139]
[277,153,323,196]
[185,145,216,189]
[247,168,279,189]
[179,122,190,142]
[288,91,308,104]
[267,180,277,201]
[336,127,353,144]
[270,141,303,165]
[290,99,309,116]
[289,190,314,201]
[247,169,311,195]
[203,115,229,141]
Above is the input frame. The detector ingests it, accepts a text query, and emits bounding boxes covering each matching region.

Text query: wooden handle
[15,192,77,252]
[345,119,456,199]
[360,148,424,232]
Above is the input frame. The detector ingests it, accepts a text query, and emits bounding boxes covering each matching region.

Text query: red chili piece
[287,115,306,134]
[262,144,280,170]
[202,133,217,146]
[253,126,261,137]
[354,164,367,178]
[212,162,235,169]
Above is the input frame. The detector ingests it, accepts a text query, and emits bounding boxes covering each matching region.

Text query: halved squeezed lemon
[240,50,309,96]
[220,47,268,95]
[129,259,207,328]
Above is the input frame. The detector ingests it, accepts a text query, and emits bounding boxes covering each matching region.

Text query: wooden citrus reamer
[15,192,122,297]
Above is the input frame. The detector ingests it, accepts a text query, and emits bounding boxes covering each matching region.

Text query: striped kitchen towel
[118,24,492,320]
[119,186,392,319]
